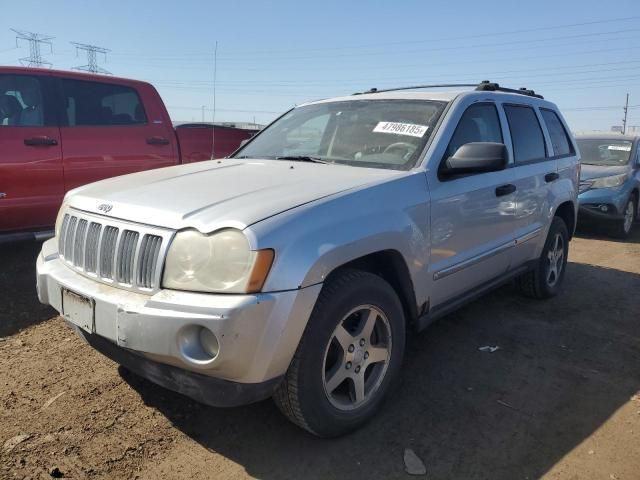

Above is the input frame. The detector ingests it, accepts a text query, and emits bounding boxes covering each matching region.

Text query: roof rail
[353,84,478,95]
[475,80,544,99]
[352,80,544,99]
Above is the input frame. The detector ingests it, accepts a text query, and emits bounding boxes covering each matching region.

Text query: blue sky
[1,0,639,131]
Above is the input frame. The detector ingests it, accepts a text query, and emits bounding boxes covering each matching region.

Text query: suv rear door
[505,104,572,266]
[0,72,63,232]
[57,77,176,191]
[426,101,518,306]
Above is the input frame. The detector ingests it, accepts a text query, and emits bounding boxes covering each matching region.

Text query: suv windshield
[577,138,633,166]
[234,99,447,170]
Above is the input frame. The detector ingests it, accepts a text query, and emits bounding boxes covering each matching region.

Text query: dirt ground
[1,227,639,480]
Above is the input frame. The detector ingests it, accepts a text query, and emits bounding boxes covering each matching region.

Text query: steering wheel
[383,142,417,160]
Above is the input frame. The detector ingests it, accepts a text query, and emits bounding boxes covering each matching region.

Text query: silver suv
[37,82,579,437]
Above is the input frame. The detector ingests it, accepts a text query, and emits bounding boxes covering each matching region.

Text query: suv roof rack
[352,80,544,99]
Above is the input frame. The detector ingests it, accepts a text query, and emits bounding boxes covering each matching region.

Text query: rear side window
[540,108,573,157]
[0,74,53,127]
[444,103,503,158]
[61,79,147,126]
[504,105,546,163]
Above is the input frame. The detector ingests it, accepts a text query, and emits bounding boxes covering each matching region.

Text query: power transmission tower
[11,29,54,68]
[71,42,111,74]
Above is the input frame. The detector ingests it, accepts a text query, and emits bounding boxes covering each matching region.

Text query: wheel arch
[325,249,420,327]
[554,201,576,239]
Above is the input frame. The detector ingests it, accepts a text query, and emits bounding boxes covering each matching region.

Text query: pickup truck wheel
[517,216,569,299]
[612,197,637,239]
[273,270,405,437]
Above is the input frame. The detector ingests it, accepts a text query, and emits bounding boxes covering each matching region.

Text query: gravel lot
[1,228,639,480]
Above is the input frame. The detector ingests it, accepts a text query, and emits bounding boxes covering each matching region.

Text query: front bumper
[578,186,629,222]
[36,239,322,403]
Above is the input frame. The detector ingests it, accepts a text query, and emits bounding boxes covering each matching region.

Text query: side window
[540,108,573,157]
[0,74,47,127]
[61,79,147,126]
[504,105,546,163]
[444,103,502,159]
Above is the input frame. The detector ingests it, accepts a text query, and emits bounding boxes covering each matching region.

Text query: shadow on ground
[0,240,55,337]
[122,260,640,480]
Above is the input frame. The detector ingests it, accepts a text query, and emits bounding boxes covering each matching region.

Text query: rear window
[504,105,546,163]
[540,109,573,157]
[61,79,147,126]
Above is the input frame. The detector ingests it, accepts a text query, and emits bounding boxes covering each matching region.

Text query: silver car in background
[37,82,579,436]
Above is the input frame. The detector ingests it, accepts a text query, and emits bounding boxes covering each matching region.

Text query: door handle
[146,136,170,145]
[545,172,560,183]
[24,136,58,146]
[495,184,516,197]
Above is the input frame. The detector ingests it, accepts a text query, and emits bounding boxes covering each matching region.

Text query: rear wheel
[518,216,569,299]
[273,269,405,437]
[612,196,637,239]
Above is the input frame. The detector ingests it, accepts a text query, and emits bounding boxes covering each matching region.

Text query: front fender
[246,172,431,304]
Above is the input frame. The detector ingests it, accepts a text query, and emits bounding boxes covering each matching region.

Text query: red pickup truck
[0,67,256,240]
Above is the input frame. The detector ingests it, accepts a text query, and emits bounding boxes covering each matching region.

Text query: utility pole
[71,42,111,74]
[11,29,54,68]
[201,105,205,122]
[622,93,629,135]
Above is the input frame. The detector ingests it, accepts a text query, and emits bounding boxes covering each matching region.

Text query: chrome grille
[57,209,173,292]
[137,234,162,288]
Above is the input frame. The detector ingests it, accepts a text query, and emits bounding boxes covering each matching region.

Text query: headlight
[590,173,628,189]
[163,229,274,293]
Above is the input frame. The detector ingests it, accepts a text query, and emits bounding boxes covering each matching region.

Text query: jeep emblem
[98,203,113,213]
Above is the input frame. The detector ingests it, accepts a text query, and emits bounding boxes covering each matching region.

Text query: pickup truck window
[444,103,503,160]
[504,105,547,163]
[235,99,447,170]
[61,79,147,127]
[0,74,48,127]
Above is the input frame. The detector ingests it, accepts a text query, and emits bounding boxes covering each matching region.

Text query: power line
[71,42,111,74]
[11,29,54,67]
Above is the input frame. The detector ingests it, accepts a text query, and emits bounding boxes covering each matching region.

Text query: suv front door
[0,73,64,232]
[426,102,518,307]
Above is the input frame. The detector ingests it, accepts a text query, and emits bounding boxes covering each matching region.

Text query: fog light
[599,204,609,213]
[199,327,220,358]
[177,325,220,365]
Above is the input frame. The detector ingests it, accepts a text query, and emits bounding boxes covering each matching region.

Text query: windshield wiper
[275,155,331,164]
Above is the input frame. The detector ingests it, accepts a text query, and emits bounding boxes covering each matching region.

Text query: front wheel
[518,216,569,299]
[612,196,637,239]
[273,270,405,437]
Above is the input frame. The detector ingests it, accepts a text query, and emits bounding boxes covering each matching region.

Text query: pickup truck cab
[36,82,579,437]
[0,67,255,239]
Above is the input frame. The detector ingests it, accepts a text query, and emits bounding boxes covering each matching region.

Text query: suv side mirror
[442,142,508,176]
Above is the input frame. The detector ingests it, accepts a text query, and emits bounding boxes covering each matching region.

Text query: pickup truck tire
[611,196,637,239]
[518,216,569,299]
[273,269,406,437]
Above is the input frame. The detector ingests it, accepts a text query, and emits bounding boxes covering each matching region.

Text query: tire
[518,216,569,299]
[273,269,406,437]
[611,196,637,239]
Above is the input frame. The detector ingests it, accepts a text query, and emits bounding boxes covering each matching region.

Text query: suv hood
[580,164,629,180]
[67,159,403,232]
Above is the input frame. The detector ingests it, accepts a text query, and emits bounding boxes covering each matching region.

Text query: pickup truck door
[425,102,518,307]
[57,78,176,191]
[0,73,64,232]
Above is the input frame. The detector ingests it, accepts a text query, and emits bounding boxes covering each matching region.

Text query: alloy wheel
[546,233,565,287]
[322,305,392,411]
